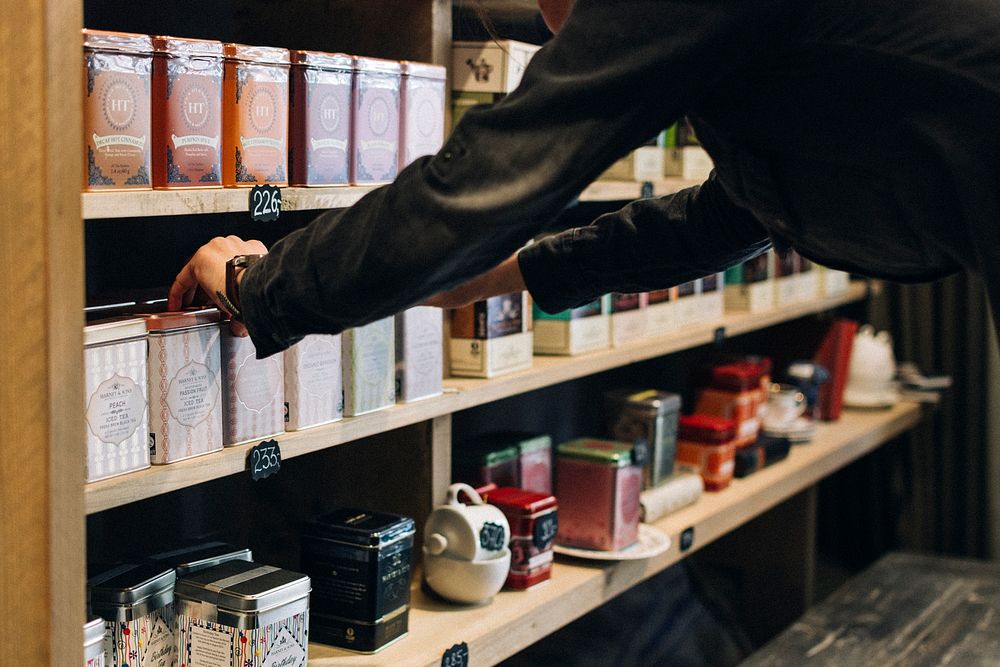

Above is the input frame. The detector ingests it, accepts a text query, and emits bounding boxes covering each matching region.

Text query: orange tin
[675,415,737,491]
[152,36,224,188]
[83,29,153,191]
[222,43,290,186]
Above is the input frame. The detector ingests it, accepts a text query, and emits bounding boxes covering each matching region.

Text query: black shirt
[242,0,1000,357]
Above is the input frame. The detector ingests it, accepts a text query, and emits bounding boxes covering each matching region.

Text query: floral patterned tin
[175,560,311,667]
[89,563,176,667]
[484,487,557,590]
[84,318,150,482]
[84,616,106,667]
[152,36,223,188]
[395,306,443,403]
[223,43,290,186]
[284,334,343,430]
[555,439,643,551]
[289,50,353,186]
[351,56,401,184]
[222,329,284,446]
[83,30,153,191]
[342,317,396,417]
[144,310,223,464]
[399,61,446,170]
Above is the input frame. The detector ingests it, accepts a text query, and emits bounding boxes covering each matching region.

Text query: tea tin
[454,434,520,488]
[175,560,311,667]
[284,334,343,430]
[83,30,153,190]
[84,616,106,667]
[343,317,396,416]
[301,508,415,653]
[515,433,553,495]
[555,439,643,551]
[89,563,176,667]
[144,310,223,464]
[84,318,150,482]
[605,389,681,489]
[399,61,446,169]
[450,292,533,378]
[146,540,253,577]
[222,329,284,445]
[289,50,353,186]
[152,36,224,188]
[351,56,401,184]
[675,415,738,491]
[484,487,557,589]
[395,306,443,403]
[223,43,290,186]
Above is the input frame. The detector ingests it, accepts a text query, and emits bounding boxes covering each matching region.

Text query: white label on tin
[234,355,282,412]
[263,626,306,667]
[189,624,231,667]
[143,615,175,667]
[86,374,146,445]
[171,133,220,149]
[309,137,348,152]
[167,360,219,427]
[93,132,147,150]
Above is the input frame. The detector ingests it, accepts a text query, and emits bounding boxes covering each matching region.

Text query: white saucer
[553,524,671,561]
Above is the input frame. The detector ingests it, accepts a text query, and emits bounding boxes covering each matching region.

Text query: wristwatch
[217,254,264,322]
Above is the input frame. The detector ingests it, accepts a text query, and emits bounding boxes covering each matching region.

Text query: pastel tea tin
[89,562,176,667]
[222,329,285,446]
[343,317,396,417]
[284,334,343,430]
[289,50,353,186]
[351,56,401,184]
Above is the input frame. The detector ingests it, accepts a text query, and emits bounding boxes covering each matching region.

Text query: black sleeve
[240,0,798,357]
[518,173,773,313]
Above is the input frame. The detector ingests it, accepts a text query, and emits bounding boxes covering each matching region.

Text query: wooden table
[745,552,1000,666]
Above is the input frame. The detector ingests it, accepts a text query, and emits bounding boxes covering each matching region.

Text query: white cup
[767,383,806,425]
[424,483,510,562]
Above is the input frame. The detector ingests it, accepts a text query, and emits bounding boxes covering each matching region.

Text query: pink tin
[399,61,446,170]
[351,56,401,184]
[289,50,353,186]
[222,330,284,446]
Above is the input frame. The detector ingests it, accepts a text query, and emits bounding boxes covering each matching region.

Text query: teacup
[424,483,510,562]
[766,383,806,426]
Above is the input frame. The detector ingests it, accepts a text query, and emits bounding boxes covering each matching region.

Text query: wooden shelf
[84,282,868,515]
[307,402,923,666]
[81,178,699,220]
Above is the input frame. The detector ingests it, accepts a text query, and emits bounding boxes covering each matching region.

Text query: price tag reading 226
[249,185,281,222]
[248,439,281,481]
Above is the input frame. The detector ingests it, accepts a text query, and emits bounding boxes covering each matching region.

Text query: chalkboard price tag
[441,642,469,667]
[248,439,281,481]
[249,185,282,222]
[680,527,695,552]
[640,181,654,199]
[713,326,727,348]
[533,513,558,551]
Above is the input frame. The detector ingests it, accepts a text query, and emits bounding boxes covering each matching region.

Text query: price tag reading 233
[248,439,281,481]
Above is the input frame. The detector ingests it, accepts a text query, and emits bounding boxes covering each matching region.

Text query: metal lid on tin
[400,60,446,80]
[678,414,738,443]
[84,616,106,647]
[83,29,154,55]
[352,55,402,75]
[556,438,637,467]
[605,389,682,414]
[516,433,552,455]
[223,43,290,66]
[152,35,224,58]
[175,560,310,614]
[143,308,221,333]
[88,562,176,608]
[306,508,416,548]
[146,541,253,577]
[483,486,557,515]
[290,49,353,70]
[84,317,148,347]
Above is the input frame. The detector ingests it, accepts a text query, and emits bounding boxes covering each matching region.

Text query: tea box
[450,292,533,378]
[175,560,310,667]
[89,563,176,667]
[343,317,396,416]
[289,50,353,186]
[725,251,775,312]
[223,43,290,186]
[675,279,701,327]
[696,272,725,323]
[484,487,557,590]
[609,293,648,346]
[796,255,820,302]
[675,415,738,491]
[774,250,801,306]
[152,36,223,188]
[605,389,681,489]
[284,334,343,430]
[82,30,153,191]
[646,287,679,333]
[532,295,610,356]
[221,329,284,446]
[451,39,540,94]
[395,307,443,403]
[84,318,150,482]
[301,508,415,653]
[555,439,644,551]
[351,56,401,184]
[144,310,223,464]
[399,61,446,170]
[694,361,767,446]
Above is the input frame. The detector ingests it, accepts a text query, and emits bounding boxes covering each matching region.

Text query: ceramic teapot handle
[446,482,484,506]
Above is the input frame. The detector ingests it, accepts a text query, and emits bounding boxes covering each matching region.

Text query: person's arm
[208,0,798,356]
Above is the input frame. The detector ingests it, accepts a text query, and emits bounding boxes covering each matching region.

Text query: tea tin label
[86,374,146,445]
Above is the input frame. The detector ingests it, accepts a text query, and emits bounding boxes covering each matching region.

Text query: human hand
[168,235,268,336]
[423,253,527,309]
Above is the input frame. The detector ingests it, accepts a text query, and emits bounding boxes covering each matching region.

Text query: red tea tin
[484,487,558,590]
[555,439,643,551]
[152,36,224,188]
[675,415,738,491]
[289,50,353,186]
